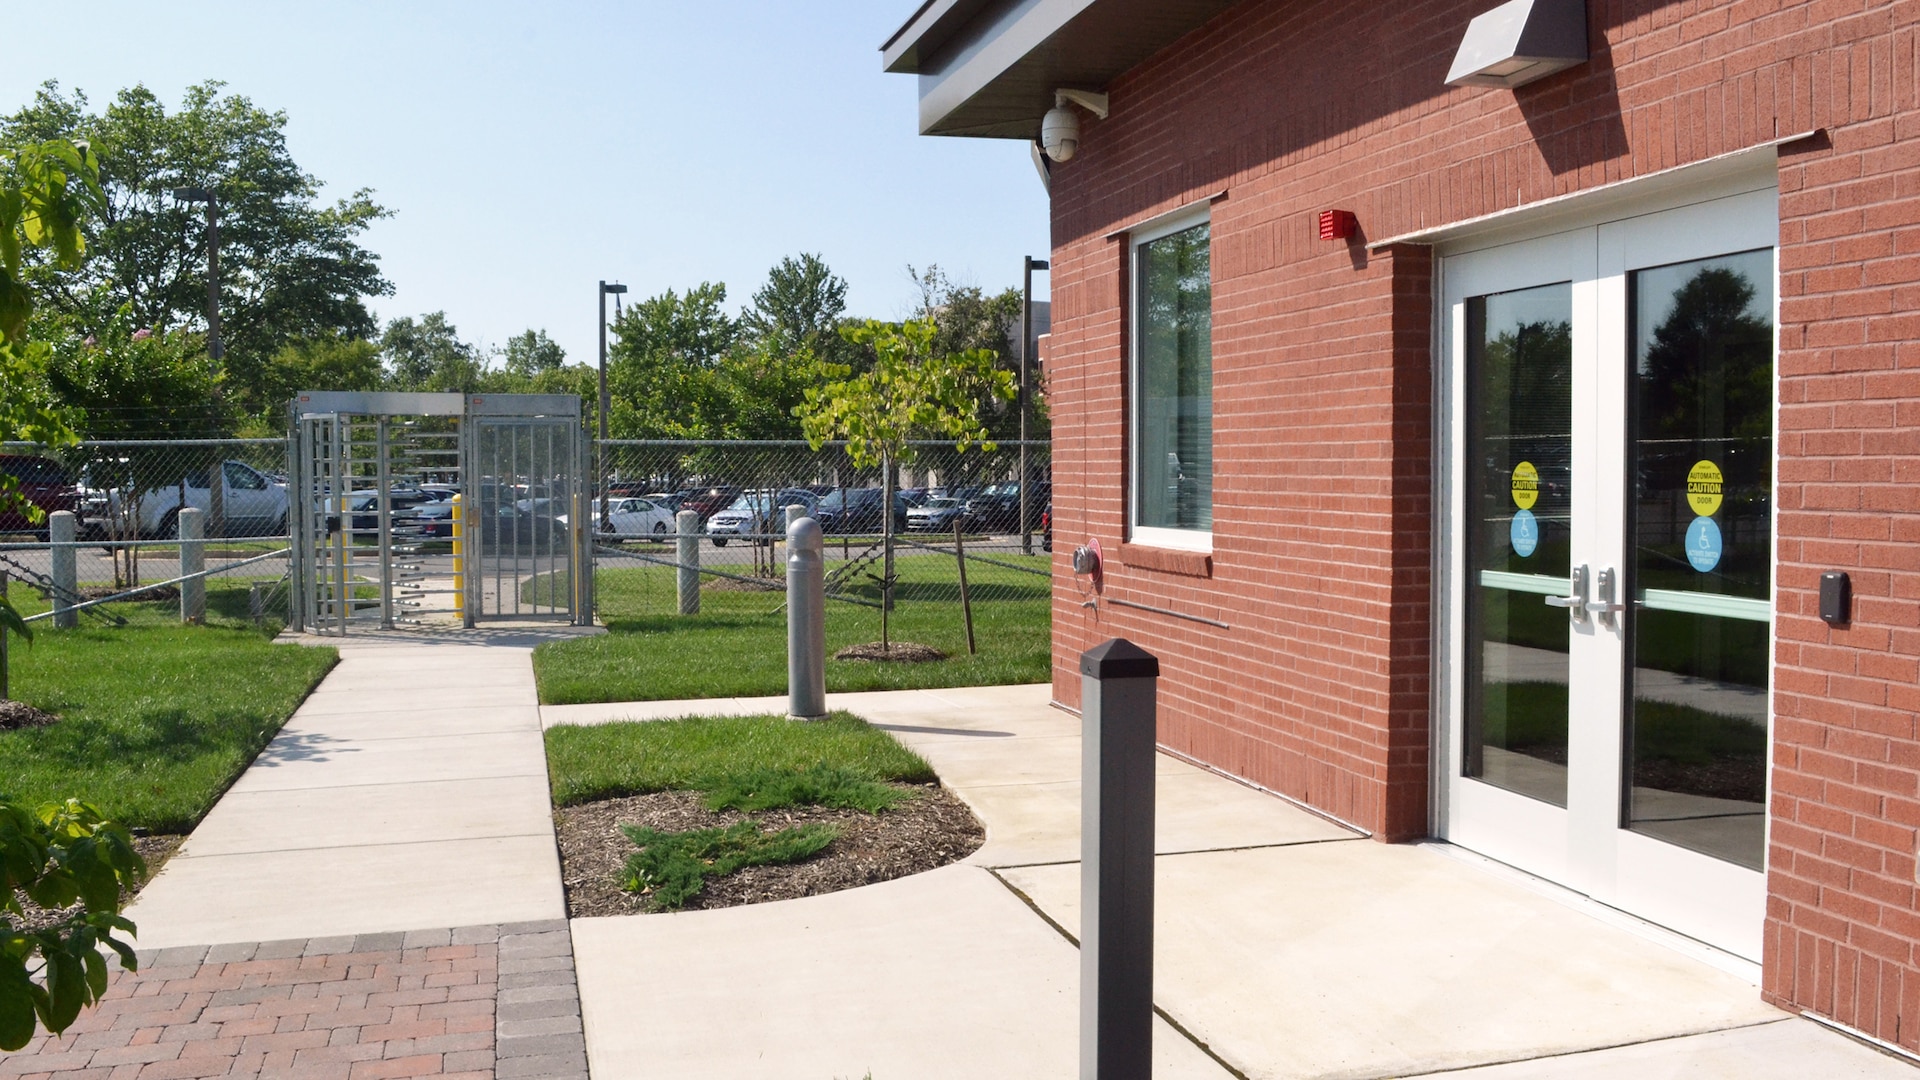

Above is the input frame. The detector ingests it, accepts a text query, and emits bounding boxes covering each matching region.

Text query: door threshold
[1419,839,1762,984]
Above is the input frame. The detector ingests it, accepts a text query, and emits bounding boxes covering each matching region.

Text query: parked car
[906,496,968,533]
[394,500,457,539]
[0,454,81,538]
[705,489,819,546]
[328,488,440,533]
[813,487,914,534]
[964,481,1051,532]
[565,496,676,539]
[677,485,743,522]
[642,492,686,514]
[90,460,289,538]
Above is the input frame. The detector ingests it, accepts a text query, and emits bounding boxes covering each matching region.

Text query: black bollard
[1079,637,1159,1080]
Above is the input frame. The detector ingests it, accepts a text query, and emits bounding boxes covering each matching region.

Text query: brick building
[885,0,1920,1051]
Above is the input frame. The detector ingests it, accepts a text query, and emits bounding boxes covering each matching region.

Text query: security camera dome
[1040,105,1079,162]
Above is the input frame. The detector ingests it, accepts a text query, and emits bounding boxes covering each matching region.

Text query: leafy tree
[380,312,487,393]
[797,318,1013,648]
[742,253,847,355]
[1,81,393,418]
[907,264,1038,445]
[261,333,382,405]
[0,138,144,1055]
[503,328,564,379]
[605,284,735,438]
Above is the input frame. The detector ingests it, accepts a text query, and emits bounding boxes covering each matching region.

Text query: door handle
[1544,564,1590,622]
[1591,566,1625,627]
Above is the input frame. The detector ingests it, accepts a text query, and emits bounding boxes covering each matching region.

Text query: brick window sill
[1117,543,1213,578]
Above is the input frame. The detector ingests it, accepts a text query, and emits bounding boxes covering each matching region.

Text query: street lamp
[1020,256,1049,554]
[174,186,226,539]
[598,281,628,527]
[171,187,222,361]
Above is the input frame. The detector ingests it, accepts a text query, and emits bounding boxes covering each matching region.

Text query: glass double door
[1441,187,1776,961]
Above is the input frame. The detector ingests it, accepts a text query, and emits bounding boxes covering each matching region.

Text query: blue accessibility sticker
[1686,516,1722,572]
[1510,509,1539,558]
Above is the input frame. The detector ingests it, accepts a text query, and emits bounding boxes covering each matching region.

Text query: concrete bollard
[676,509,701,615]
[179,507,206,625]
[49,510,77,630]
[1079,638,1159,1080]
[786,515,826,721]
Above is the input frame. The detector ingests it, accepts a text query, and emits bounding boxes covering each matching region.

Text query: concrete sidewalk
[554,685,1915,1080]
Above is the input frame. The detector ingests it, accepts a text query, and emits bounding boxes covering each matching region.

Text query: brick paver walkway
[0,921,587,1080]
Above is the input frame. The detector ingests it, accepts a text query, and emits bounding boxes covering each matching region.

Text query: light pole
[1020,256,1049,554]
[174,187,225,538]
[597,281,627,527]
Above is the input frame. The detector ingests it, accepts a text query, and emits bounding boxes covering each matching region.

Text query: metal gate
[289,391,589,634]
[461,395,591,624]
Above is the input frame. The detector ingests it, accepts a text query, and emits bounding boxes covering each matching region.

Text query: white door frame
[1434,179,1778,961]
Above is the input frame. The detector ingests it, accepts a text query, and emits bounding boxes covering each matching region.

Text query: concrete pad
[126,834,564,949]
[570,864,1231,1080]
[540,695,786,727]
[1000,843,1784,1080]
[177,774,553,856]
[227,729,547,791]
[1425,1018,1916,1078]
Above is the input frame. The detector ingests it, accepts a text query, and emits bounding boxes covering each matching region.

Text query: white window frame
[1128,205,1213,552]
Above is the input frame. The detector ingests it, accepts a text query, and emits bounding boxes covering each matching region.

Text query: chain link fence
[0,438,295,628]
[591,439,1053,657]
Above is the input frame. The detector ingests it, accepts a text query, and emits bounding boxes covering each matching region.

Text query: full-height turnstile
[288,391,591,634]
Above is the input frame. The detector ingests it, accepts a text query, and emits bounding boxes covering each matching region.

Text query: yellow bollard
[451,493,464,614]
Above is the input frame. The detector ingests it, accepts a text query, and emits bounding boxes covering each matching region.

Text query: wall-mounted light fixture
[1040,89,1109,163]
[1445,0,1588,89]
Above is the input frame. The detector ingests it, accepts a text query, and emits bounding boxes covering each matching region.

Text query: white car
[587,497,676,539]
[705,489,818,546]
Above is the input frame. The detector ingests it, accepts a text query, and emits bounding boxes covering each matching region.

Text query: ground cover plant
[546,713,981,913]
[1,578,335,832]
[532,550,1050,704]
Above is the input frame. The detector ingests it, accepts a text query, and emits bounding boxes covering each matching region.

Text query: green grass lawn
[545,711,932,806]
[1,579,336,832]
[533,549,1051,704]
[546,711,934,911]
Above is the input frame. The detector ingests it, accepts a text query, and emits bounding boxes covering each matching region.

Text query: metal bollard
[786,515,827,721]
[1079,638,1159,1080]
[676,510,701,615]
[178,507,206,625]
[49,510,77,630]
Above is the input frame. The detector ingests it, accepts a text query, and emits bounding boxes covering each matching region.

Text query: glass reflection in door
[1464,283,1574,805]
[1625,249,1773,869]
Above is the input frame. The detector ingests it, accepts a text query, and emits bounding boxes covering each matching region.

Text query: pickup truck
[84,460,290,538]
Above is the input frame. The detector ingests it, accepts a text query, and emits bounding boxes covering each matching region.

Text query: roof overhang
[880,0,1236,138]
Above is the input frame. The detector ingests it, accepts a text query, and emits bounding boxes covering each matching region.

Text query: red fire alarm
[1318,209,1357,241]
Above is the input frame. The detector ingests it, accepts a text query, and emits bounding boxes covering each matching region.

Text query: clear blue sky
[0,1,1050,365]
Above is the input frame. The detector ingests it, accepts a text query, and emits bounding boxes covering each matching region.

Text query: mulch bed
[835,641,947,663]
[13,833,185,933]
[554,783,984,917]
[0,699,60,730]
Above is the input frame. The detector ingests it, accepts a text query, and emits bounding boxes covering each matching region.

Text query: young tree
[797,318,1013,650]
[0,137,146,1055]
[1,82,393,418]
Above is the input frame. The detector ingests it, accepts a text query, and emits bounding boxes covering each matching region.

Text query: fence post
[1,569,9,700]
[676,509,700,615]
[50,510,77,630]
[1079,638,1159,1080]
[954,521,977,655]
[786,515,826,721]
[179,507,206,625]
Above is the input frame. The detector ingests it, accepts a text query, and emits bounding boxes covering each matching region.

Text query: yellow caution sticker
[1686,460,1723,516]
[1511,461,1539,510]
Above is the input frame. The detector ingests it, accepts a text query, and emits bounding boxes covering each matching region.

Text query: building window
[1131,213,1212,547]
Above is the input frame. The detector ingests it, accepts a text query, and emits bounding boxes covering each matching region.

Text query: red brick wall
[1041,0,1920,1040]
